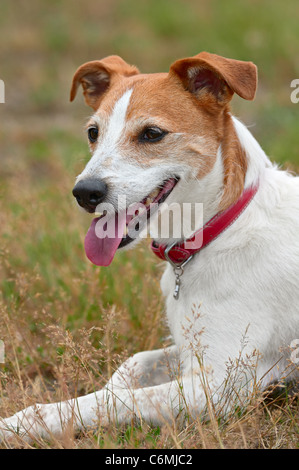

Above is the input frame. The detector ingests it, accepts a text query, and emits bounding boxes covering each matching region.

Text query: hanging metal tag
[173,269,182,300]
[164,243,194,300]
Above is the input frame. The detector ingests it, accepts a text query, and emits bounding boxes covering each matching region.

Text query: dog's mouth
[119,177,179,249]
[84,177,178,266]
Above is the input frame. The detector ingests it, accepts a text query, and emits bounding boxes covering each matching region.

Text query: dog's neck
[151,182,259,266]
[150,117,270,251]
[152,117,273,265]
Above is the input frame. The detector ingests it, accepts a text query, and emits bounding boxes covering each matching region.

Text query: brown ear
[169,52,257,106]
[70,55,139,110]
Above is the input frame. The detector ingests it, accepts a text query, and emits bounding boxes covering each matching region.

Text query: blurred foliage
[0,0,298,161]
[0,0,299,344]
[0,0,299,449]
[0,0,299,327]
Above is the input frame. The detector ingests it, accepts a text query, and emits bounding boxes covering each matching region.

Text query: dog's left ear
[169,52,257,106]
[70,55,139,110]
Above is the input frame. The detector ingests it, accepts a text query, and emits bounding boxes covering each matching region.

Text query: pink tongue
[84,212,127,266]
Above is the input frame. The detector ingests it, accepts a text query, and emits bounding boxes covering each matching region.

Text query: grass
[0,0,299,449]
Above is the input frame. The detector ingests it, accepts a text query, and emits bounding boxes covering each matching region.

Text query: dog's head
[70,52,257,266]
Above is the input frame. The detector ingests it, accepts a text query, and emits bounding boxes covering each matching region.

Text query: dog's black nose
[72,178,108,212]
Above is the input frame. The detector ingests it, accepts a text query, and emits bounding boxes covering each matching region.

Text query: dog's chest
[160,262,206,342]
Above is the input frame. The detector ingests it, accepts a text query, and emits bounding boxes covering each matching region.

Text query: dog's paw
[0,405,46,443]
[0,403,63,444]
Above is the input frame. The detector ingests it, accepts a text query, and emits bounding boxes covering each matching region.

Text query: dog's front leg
[0,382,176,443]
[0,392,112,444]
[104,345,180,391]
[0,400,82,443]
[0,346,179,443]
[0,372,221,442]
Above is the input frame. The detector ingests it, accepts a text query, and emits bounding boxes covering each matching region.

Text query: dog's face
[71,53,257,266]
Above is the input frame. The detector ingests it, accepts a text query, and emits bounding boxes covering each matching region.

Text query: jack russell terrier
[1,52,299,442]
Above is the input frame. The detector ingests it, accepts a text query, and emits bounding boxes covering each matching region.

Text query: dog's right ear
[70,56,139,110]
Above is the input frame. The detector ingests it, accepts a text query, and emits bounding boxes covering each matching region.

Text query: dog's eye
[139,127,167,143]
[87,126,99,143]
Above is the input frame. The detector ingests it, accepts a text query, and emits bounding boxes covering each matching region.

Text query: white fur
[77,88,134,183]
[1,96,299,443]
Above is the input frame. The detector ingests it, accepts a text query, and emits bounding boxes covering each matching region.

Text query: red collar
[151,183,259,267]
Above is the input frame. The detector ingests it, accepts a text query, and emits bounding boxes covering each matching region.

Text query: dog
[1,52,299,442]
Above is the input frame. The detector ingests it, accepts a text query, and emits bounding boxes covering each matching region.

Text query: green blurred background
[0,0,299,343]
[0,0,299,170]
[1,1,299,447]
[1,0,299,164]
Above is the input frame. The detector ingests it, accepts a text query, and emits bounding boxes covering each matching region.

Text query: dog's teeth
[95,211,103,217]
[123,225,128,236]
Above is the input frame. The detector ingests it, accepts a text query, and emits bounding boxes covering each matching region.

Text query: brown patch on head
[170,51,257,103]
[169,52,257,208]
[218,113,248,211]
[123,73,221,172]
[70,55,139,110]
[71,52,257,210]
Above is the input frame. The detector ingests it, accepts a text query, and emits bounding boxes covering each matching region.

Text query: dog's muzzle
[72,178,108,213]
